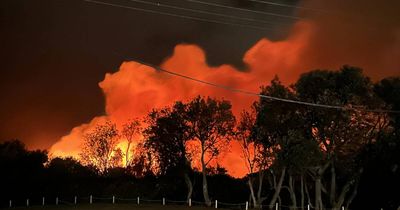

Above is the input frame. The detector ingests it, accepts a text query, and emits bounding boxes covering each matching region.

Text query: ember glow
[49,0,400,177]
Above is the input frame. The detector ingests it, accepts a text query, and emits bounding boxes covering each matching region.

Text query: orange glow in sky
[49,16,400,177]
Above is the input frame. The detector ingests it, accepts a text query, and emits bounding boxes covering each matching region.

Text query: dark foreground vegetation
[1,66,399,210]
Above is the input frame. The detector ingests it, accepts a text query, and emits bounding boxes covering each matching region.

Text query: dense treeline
[0,66,399,209]
[0,141,247,207]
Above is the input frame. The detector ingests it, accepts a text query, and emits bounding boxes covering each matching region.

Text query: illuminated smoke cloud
[50,0,400,177]
[49,20,309,177]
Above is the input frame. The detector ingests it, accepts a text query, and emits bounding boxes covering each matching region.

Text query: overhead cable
[248,0,328,13]
[186,0,301,20]
[127,0,288,28]
[129,59,400,114]
[84,0,280,31]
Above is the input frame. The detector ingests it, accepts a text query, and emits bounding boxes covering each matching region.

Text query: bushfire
[49,0,400,177]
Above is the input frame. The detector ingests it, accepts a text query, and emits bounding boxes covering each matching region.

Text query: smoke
[49,116,109,158]
[297,0,400,78]
[49,0,399,177]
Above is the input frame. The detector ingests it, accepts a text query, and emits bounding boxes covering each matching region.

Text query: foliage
[1,67,399,210]
[79,121,120,173]
[144,102,192,175]
[185,96,236,167]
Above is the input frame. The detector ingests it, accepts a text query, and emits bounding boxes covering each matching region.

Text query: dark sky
[0,0,298,149]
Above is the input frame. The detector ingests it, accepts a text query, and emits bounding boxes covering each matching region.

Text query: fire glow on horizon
[49,0,400,177]
[49,20,312,177]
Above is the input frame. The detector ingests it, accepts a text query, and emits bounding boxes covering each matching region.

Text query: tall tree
[295,66,383,210]
[121,119,141,167]
[354,76,400,210]
[237,105,271,208]
[254,77,311,210]
[185,96,235,206]
[80,121,120,173]
[144,102,194,200]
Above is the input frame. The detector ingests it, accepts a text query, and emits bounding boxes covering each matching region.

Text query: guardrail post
[42,197,45,206]
[276,202,278,210]
[137,196,140,205]
[189,198,192,207]
[245,201,249,210]
[74,196,77,205]
[26,199,29,207]
[113,196,115,204]
[215,200,218,209]
[56,197,59,205]
[163,197,165,205]
[307,204,310,210]
[9,200,12,208]
[342,206,344,210]
[90,195,93,204]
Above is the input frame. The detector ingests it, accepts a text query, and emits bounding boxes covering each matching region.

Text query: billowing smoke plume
[50,0,399,177]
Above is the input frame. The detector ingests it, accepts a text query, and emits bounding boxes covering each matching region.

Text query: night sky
[1,0,399,152]
[1,0,296,149]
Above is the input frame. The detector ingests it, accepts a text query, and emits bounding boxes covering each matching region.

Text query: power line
[84,0,280,31]
[185,0,383,32]
[126,0,289,29]
[185,0,301,20]
[127,59,400,114]
[85,0,395,114]
[248,0,328,13]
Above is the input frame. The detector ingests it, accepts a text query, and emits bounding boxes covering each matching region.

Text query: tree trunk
[315,177,323,210]
[202,169,211,206]
[314,161,330,210]
[200,146,211,206]
[248,178,258,208]
[305,180,313,209]
[345,179,359,210]
[249,194,253,208]
[125,141,131,166]
[289,175,297,210]
[257,169,264,206]
[269,167,286,209]
[301,174,305,210]
[339,168,363,210]
[330,162,336,206]
[333,177,354,210]
[184,172,193,201]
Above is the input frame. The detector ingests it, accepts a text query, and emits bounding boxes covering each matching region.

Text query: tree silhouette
[121,119,141,167]
[237,105,271,208]
[79,121,120,174]
[254,76,309,209]
[185,96,235,206]
[295,66,384,210]
[144,101,194,200]
[0,140,47,200]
